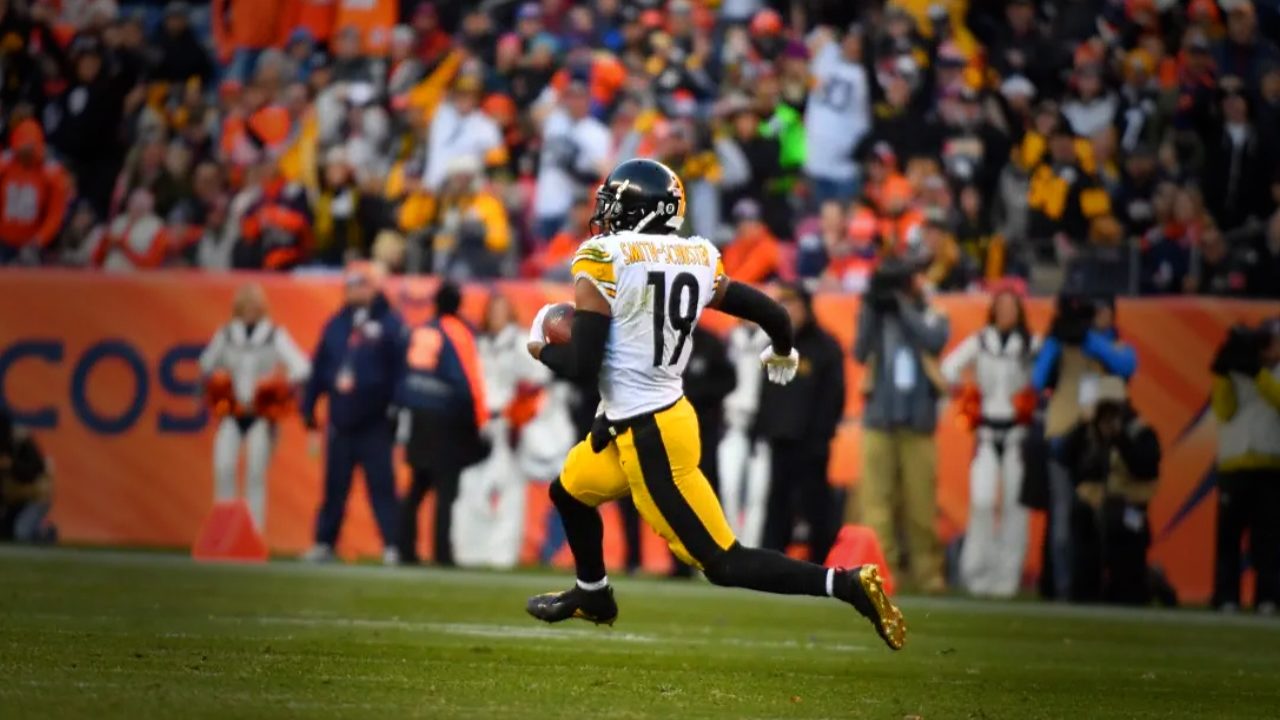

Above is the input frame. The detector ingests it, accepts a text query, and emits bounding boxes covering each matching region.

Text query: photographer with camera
[1210,318,1280,614]
[1052,377,1161,605]
[1032,293,1137,600]
[854,257,950,592]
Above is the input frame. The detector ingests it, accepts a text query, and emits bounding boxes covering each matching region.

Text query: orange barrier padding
[192,500,268,563]
[1,269,1277,602]
[825,524,896,596]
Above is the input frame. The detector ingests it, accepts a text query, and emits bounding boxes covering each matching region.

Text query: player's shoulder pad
[571,235,617,297]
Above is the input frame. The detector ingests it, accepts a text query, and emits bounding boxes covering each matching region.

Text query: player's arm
[709,279,792,353]
[528,277,612,382]
[708,278,799,385]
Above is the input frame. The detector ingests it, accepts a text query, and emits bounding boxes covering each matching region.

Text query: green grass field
[2,547,1278,719]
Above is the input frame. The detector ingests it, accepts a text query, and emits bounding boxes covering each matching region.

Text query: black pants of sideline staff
[1213,469,1280,609]
[399,409,488,566]
[762,439,836,565]
[399,466,461,566]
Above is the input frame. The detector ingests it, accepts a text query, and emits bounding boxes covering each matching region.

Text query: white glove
[528,303,553,345]
[760,347,800,385]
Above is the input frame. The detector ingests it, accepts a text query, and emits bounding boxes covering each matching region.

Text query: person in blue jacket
[300,262,408,565]
[396,281,490,566]
[1031,293,1138,601]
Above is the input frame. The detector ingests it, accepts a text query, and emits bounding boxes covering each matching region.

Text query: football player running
[524,159,905,650]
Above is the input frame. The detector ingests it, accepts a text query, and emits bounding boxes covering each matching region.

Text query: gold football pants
[559,397,737,568]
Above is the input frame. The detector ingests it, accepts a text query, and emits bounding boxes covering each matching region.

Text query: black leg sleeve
[702,542,832,598]
[549,478,607,584]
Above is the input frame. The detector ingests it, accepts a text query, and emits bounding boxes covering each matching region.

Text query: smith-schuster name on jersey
[571,230,725,420]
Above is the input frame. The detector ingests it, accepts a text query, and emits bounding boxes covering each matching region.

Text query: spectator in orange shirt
[212,0,291,82]
[861,142,907,217]
[722,198,782,284]
[875,175,923,256]
[334,0,397,57]
[822,204,880,293]
[234,162,313,271]
[0,119,71,265]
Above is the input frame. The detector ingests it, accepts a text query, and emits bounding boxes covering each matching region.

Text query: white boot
[301,543,334,563]
[382,546,401,567]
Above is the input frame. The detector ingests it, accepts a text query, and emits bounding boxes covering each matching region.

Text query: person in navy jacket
[396,281,490,565]
[301,262,408,564]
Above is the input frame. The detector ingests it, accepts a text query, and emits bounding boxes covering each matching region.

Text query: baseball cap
[287,27,314,47]
[749,8,783,35]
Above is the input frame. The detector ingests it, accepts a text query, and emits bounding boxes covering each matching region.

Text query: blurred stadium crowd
[1,0,1279,296]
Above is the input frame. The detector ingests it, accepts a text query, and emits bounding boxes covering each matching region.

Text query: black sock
[831,568,854,603]
[549,479,607,586]
[704,543,837,598]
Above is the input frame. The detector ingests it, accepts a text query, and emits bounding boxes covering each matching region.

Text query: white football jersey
[571,231,725,420]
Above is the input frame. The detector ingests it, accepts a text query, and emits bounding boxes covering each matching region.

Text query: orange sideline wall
[1,270,1276,602]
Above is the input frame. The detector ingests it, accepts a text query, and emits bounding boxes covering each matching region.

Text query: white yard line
[16,608,868,653]
[4,545,1279,631]
[225,615,869,653]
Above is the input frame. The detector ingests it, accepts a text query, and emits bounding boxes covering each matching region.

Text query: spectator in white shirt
[804,24,871,206]
[424,75,502,191]
[532,77,612,241]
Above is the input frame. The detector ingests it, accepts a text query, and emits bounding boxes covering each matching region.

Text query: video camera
[865,257,916,313]
[1211,323,1269,378]
[1049,293,1097,345]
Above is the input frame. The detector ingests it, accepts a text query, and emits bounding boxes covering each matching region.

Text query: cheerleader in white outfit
[199,284,310,532]
[941,289,1038,597]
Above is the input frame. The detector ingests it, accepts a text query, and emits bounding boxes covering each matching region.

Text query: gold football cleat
[854,565,907,650]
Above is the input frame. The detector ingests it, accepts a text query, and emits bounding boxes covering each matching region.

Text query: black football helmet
[589,158,686,235]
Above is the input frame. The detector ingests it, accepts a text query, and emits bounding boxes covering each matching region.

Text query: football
[542,302,575,344]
